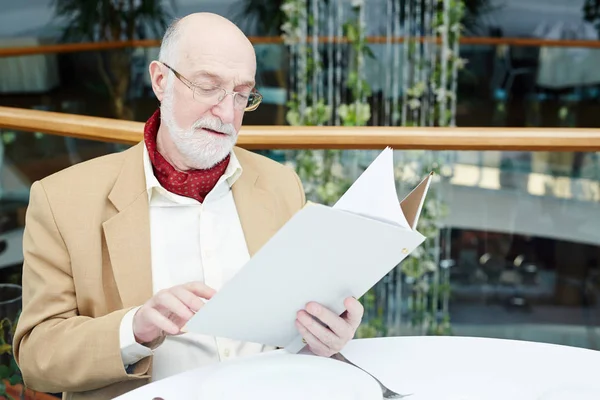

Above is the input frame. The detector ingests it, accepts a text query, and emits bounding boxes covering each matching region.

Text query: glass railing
[275,148,600,347]
[0,120,598,351]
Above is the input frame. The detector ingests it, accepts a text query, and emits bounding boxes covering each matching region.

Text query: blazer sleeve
[12,181,152,393]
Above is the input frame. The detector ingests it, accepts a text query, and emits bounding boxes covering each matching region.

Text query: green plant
[584,0,600,38]
[338,0,373,127]
[397,0,466,335]
[281,0,374,205]
[397,157,451,335]
[52,0,174,120]
[232,0,288,36]
[280,0,464,338]
[0,313,22,400]
[462,0,496,34]
[280,0,351,205]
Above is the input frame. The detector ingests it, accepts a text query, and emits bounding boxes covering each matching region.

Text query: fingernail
[179,327,188,334]
[307,303,320,314]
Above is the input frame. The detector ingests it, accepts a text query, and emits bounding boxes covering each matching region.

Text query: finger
[166,311,188,329]
[295,319,332,357]
[304,302,353,339]
[152,290,195,322]
[342,297,364,328]
[297,310,343,353]
[145,307,180,335]
[184,281,216,299]
[171,286,205,313]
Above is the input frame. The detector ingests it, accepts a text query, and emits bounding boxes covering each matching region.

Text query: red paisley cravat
[143,109,230,203]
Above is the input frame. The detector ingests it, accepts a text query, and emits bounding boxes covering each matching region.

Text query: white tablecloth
[0,37,60,93]
[115,336,600,399]
[342,336,600,399]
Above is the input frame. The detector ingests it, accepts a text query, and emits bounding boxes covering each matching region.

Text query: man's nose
[211,94,236,125]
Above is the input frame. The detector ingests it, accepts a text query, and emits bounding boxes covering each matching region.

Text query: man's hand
[133,281,216,344]
[295,297,364,357]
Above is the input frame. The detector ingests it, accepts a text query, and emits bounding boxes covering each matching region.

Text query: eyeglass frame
[161,62,263,112]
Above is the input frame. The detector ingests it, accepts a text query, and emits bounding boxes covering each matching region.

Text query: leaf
[8,374,22,386]
[363,46,376,59]
[9,356,20,374]
[52,0,172,42]
[0,343,12,355]
[0,365,9,379]
[346,24,359,42]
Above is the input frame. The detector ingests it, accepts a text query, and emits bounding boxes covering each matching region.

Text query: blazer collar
[108,142,147,212]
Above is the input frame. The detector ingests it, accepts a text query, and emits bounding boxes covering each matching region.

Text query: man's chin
[184,146,234,170]
[173,131,237,169]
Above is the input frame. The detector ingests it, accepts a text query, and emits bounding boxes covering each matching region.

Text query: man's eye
[197,86,219,95]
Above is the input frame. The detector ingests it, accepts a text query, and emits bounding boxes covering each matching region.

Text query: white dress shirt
[118,145,274,381]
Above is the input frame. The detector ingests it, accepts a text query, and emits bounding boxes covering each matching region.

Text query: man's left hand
[295,297,364,357]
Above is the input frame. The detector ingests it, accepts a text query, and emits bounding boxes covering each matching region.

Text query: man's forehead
[176,34,256,86]
[187,68,255,87]
[179,54,255,86]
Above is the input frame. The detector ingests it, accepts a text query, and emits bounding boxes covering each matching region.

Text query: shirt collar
[142,144,243,202]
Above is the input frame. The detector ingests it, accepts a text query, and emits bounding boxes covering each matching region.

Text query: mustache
[192,118,237,136]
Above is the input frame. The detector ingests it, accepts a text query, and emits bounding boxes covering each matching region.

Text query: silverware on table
[331,352,413,399]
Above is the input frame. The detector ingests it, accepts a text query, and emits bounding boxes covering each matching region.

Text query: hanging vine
[280,0,466,337]
[338,0,373,126]
[394,0,466,336]
[281,0,359,205]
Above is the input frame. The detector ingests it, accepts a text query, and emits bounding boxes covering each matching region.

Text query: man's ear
[149,61,167,102]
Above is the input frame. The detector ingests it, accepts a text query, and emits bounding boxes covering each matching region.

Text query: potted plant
[51,0,174,120]
[0,313,57,400]
[0,284,56,400]
[0,312,23,400]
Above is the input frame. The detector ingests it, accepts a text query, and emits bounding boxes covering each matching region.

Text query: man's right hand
[132,281,216,345]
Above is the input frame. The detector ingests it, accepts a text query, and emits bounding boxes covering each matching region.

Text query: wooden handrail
[1,106,599,151]
[3,35,600,58]
[0,39,160,57]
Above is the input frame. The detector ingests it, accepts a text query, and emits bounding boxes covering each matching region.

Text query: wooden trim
[1,106,600,151]
[2,35,600,57]
[0,39,160,57]
[0,106,141,145]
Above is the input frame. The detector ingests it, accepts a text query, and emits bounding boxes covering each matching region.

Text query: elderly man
[13,12,364,400]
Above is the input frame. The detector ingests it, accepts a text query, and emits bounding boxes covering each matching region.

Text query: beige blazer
[12,142,305,400]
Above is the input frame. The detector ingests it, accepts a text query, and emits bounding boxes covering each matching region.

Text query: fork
[330,353,413,399]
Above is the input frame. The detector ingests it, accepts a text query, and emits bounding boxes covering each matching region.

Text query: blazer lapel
[232,148,279,257]
[103,143,153,308]
[101,145,278,308]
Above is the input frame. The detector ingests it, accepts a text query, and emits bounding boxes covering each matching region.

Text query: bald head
[159,13,255,74]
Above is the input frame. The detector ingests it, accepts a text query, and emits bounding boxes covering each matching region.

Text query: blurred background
[1,0,600,397]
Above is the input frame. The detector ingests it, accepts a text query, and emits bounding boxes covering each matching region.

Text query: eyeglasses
[162,63,262,112]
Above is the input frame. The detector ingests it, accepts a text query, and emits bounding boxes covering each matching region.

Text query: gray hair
[158,18,182,68]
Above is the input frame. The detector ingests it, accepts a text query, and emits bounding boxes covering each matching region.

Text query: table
[116,336,600,399]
